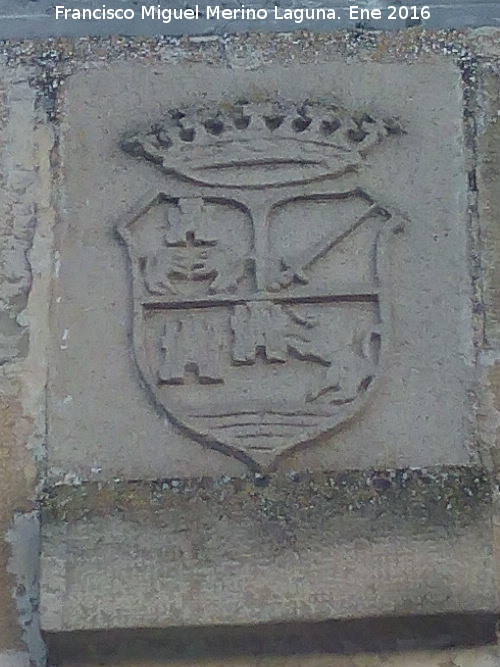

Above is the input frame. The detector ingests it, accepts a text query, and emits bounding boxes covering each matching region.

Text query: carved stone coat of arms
[117,101,405,470]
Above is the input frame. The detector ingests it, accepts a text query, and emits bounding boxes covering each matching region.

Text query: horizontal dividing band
[142,287,379,310]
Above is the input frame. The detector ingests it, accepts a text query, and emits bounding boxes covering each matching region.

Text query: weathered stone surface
[0,654,30,667]
[477,71,500,351]
[40,469,497,631]
[48,58,472,480]
[0,67,51,663]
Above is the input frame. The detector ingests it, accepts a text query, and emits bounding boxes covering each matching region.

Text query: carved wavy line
[234,433,294,439]
[192,410,331,418]
[192,158,323,171]
[212,421,317,429]
[244,446,275,451]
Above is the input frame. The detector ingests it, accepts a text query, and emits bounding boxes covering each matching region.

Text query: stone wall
[1,27,500,666]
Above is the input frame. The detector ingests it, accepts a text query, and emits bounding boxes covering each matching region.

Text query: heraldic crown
[121,100,399,187]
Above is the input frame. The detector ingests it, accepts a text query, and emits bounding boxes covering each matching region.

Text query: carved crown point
[121,99,400,188]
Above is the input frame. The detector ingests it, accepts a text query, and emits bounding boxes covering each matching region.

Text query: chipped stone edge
[6,514,45,666]
[1,69,55,664]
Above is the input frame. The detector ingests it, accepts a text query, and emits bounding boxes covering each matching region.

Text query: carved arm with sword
[270,200,387,290]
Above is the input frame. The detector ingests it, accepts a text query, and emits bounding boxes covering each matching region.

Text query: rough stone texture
[0,67,51,664]
[48,58,472,480]
[0,655,30,667]
[477,71,500,351]
[40,469,497,632]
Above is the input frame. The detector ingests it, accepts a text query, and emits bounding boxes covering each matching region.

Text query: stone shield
[117,101,404,470]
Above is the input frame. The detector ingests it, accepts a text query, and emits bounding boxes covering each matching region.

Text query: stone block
[40,468,497,631]
[38,37,499,636]
[48,59,472,480]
